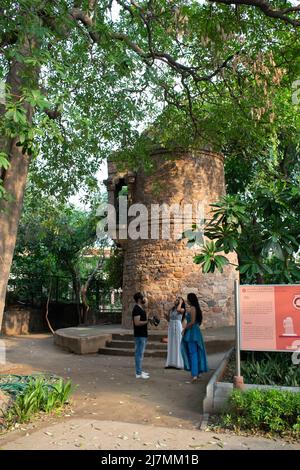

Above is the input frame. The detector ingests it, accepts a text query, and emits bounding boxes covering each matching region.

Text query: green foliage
[187,147,300,283]
[4,376,73,426]
[11,187,100,282]
[0,152,10,199]
[7,186,108,314]
[194,241,229,273]
[9,186,121,314]
[103,249,124,289]
[220,389,300,437]
[241,352,300,387]
[1,1,300,199]
[1,1,300,307]
[0,152,10,170]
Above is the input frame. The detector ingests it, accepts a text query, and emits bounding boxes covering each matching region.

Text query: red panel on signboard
[239,285,300,352]
[274,286,300,352]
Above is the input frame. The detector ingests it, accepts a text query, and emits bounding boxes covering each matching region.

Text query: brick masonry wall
[109,148,239,329]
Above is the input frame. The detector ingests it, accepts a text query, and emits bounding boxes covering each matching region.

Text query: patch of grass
[3,376,73,427]
[219,389,300,438]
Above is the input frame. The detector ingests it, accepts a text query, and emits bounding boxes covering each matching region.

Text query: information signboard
[239,285,300,352]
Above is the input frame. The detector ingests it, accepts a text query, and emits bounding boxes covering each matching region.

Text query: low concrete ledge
[203,348,300,414]
[203,347,233,414]
[54,326,114,354]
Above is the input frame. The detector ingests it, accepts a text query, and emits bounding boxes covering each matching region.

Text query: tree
[1,0,300,330]
[209,1,300,28]
[11,188,101,322]
[103,249,124,290]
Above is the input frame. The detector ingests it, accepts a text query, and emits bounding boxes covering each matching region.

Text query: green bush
[4,376,73,425]
[241,352,300,387]
[221,389,300,437]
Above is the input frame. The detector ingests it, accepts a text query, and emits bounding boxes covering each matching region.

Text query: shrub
[241,352,300,387]
[220,389,300,437]
[4,376,73,425]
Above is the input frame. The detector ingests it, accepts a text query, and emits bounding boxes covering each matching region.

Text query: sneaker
[136,372,150,379]
[142,371,149,376]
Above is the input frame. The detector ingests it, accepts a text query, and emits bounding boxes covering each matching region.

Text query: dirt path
[1,418,299,450]
[1,334,213,429]
[0,334,299,450]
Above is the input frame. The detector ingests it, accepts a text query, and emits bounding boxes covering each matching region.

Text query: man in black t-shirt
[132,292,150,379]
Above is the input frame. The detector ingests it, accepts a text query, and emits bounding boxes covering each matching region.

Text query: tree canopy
[1,1,300,197]
[1,1,300,328]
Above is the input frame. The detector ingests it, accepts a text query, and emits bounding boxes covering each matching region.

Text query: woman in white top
[164,296,186,369]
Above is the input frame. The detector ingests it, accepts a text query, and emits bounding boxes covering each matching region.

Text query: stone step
[99,339,234,357]
[110,336,233,353]
[98,347,166,358]
[112,333,166,342]
[107,340,167,350]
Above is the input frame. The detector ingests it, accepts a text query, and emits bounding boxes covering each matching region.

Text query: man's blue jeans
[135,337,148,375]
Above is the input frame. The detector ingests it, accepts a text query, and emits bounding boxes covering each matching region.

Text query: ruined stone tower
[105,147,238,329]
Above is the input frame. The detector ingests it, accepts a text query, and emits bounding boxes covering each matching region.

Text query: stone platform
[54,325,235,356]
[54,325,123,354]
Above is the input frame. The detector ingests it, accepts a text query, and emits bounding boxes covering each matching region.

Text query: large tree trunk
[0,43,37,332]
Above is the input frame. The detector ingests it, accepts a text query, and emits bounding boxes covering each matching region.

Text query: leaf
[203,259,212,273]
[0,153,10,170]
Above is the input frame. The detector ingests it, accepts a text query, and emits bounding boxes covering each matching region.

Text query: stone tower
[105,147,238,329]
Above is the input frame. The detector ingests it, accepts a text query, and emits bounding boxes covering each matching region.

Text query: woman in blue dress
[181,293,208,382]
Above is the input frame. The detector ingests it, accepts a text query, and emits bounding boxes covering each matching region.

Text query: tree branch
[44,107,61,120]
[70,3,240,83]
[209,0,300,27]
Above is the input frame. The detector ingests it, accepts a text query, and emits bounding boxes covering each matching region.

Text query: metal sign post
[234,279,244,389]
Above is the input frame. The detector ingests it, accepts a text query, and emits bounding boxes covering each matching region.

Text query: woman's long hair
[187,293,202,325]
[169,299,186,322]
[181,300,186,323]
